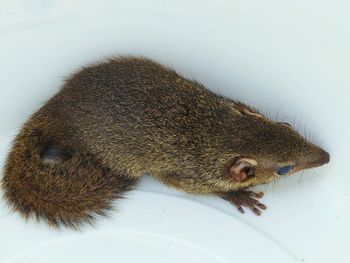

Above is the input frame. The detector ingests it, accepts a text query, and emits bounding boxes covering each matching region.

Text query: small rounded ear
[277,122,292,128]
[229,157,257,182]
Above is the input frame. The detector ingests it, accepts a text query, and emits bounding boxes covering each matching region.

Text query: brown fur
[1,56,329,228]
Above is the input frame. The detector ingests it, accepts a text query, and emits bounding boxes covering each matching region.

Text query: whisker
[263,182,269,193]
[275,104,283,122]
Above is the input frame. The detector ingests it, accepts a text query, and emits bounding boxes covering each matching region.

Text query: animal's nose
[320,150,330,164]
[322,151,330,163]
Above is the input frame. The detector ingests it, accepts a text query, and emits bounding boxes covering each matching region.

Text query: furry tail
[1,126,138,229]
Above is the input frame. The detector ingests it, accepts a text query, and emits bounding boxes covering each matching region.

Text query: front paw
[220,190,267,216]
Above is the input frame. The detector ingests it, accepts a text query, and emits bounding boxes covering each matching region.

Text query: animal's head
[221,102,330,189]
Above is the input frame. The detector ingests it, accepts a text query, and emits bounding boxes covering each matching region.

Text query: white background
[0,1,349,262]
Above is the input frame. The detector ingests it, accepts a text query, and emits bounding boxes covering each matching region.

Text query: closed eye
[276,165,294,175]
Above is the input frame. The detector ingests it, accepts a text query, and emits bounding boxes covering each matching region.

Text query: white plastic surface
[0,1,349,263]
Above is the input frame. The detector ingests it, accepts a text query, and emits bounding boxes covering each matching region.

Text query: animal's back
[55,57,235,176]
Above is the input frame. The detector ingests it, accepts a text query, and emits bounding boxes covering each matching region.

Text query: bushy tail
[1,126,138,229]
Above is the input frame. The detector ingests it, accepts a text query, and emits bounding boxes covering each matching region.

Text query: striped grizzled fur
[1,57,329,229]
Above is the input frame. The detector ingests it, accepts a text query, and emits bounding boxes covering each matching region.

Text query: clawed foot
[221,190,267,216]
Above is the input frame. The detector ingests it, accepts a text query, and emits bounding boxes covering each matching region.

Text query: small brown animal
[1,57,330,229]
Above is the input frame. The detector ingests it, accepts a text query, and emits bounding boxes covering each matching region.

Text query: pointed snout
[304,149,330,169]
[294,149,330,173]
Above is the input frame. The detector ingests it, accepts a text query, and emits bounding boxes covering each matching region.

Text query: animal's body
[2,57,329,228]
